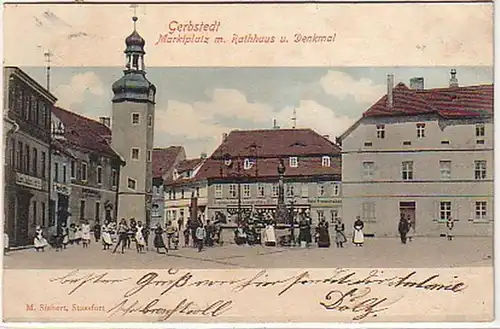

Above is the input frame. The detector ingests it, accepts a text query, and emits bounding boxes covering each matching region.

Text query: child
[183,227,190,247]
[34,226,48,252]
[4,232,9,255]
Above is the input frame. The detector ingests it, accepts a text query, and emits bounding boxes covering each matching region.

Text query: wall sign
[15,173,42,190]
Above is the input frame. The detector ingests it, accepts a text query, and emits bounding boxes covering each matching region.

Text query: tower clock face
[148,89,154,101]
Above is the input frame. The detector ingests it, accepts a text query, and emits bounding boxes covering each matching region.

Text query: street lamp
[276,158,288,224]
[221,153,244,226]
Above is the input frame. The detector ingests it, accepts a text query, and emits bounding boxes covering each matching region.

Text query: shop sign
[16,173,42,190]
[53,182,71,196]
[214,199,270,205]
[308,198,341,204]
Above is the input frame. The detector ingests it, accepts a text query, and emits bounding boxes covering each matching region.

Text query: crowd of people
[3,210,457,256]
[15,215,222,255]
[231,213,351,249]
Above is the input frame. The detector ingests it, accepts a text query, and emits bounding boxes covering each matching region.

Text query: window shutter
[470,200,475,222]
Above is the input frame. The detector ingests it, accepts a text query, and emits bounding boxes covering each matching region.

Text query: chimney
[200,152,207,159]
[222,133,228,141]
[387,74,394,108]
[323,135,330,140]
[449,69,459,88]
[409,77,424,90]
[99,116,111,127]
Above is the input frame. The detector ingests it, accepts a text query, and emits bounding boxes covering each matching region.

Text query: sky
[21,66,493,158]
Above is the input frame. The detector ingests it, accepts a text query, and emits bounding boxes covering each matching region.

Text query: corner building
[111,16,156,224]
[339,72,493,237]
[3,67,55,246]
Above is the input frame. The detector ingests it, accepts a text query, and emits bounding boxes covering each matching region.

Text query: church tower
[112,15,156,224]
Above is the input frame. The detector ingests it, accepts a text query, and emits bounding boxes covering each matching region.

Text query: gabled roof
[51,139,77,159]
[166,157,207,187]
[152,146,185,178]
[212,128,341,159]
[363,83,493,119]
[176,158,205,174]
[51,106,121,158]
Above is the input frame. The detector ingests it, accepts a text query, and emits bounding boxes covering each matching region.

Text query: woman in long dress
[263,223,277,247]
[407,216,415,242]
[446,216,454,241]
[298,217,312,248]
[34,226,48,252]
[135,221,146,253]
[113,219,129,254]
[334,219,347,248]
[154,224,168,254]
[317,219,331,248]
[81,221,91,248]
[101,221,113,250]
[353,216,365,247]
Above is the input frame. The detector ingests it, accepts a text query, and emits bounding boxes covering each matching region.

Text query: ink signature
[320,287,403,320]
[107,297,233,321]
[49,269,131,295]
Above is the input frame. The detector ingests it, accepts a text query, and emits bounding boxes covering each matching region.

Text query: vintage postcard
[1,0,494,325]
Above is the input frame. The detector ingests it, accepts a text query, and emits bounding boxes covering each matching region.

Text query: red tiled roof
[364,83,493,119]
[197,156,341,180]
[51,106,120,158]
[165,158,206,187]
[152,146,184,178]
[51,139,77,158]
[212,128,341,159]
[176,158,204,174]
[189,128,342,181]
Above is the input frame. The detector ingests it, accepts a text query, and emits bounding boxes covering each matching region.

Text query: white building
[164,157,208,229]
[111,16,156,223]
[339,71,493,237]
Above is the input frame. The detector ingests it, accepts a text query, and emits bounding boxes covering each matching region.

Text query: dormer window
[243,158,254,170]
[376,125,385,139]
[322,156,331,167]
[289,157,298,168]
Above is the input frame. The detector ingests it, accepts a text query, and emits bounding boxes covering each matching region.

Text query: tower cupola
[112,15,156,103]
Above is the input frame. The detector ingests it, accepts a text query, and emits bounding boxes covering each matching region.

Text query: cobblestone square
[4,236,492,269]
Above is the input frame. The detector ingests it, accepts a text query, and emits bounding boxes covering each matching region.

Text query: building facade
[196,128,342,226]
[51,106,123,228]
[164,157,208,228]
[151,146,186,227]
[111,16,156,224]
[3,67,55,246]
[339,72,493,237]
[49,137,73,229]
